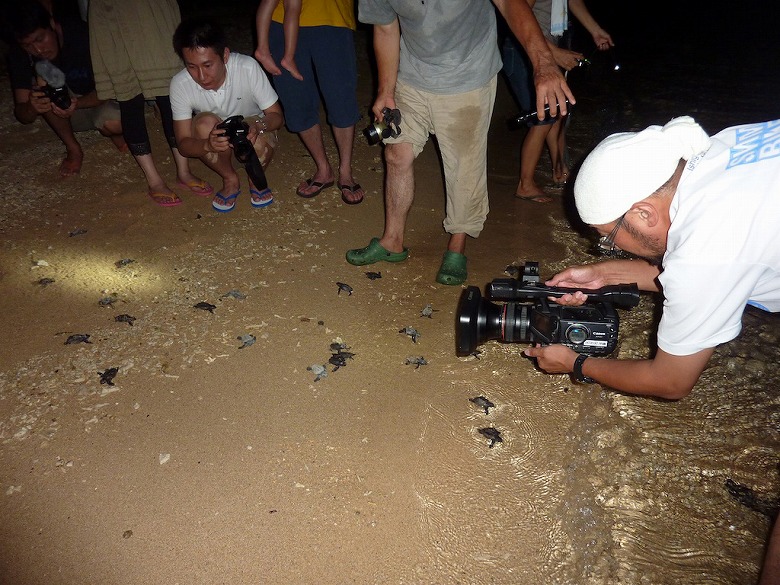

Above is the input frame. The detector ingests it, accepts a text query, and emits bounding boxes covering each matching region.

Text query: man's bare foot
[59,148,83,178]
[281,56,303,81]
[295,171,334,197]
[514,182,552,203]
[255,50,282,76]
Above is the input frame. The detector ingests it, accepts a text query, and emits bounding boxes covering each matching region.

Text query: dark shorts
[269,23,360,133]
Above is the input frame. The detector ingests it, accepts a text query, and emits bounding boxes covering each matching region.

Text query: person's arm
[13,87,49,124]
[547,259,662,294]
[173,117,229,158]
[523,345,715,399]
[247,101,284,143]
[370,19,401,122]
[568,0,614,50]
[492,0,575,118]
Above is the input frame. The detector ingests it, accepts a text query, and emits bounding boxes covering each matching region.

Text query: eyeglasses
[597,214,626,252]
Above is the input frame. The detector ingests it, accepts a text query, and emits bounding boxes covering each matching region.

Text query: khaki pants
[384,77,497,238]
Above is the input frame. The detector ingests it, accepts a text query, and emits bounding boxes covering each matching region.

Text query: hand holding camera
[215,115,268,191]
[363,107,402,145]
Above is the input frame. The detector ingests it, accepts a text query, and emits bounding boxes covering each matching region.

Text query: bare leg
[333,125,364,203]
[192,114,240,201]
[99,118,127,152]
[379,142,415,253]
[515,123,553,202]
[42,111,83,177]
[296,123,334,195]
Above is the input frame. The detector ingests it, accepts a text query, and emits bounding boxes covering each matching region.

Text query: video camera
[455,261,640,357]
[34,60,71,110]
[216,115,268,191]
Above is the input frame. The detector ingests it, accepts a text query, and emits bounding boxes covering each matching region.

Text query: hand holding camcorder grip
[486,279,640,308]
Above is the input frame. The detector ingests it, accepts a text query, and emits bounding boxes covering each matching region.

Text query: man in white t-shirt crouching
[170,17,284,212]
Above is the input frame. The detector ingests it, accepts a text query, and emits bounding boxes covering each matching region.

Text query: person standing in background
[254,0,365,205]
[88,0,212,207]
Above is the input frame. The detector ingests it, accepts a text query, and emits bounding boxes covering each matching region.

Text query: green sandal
[436,250,467,285]
[346,237,409,266]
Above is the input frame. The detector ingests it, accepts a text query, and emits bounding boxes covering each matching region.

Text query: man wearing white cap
[524,116,780,400]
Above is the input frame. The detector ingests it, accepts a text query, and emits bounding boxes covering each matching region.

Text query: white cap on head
[574,116,712,225]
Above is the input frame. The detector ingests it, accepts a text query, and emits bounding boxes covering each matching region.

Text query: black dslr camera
[216,115,268,190]
[363,107,402,145]
[455,261,639,357]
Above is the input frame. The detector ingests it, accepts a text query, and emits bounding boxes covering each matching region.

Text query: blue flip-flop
[212,190,240,213]
[250,187,274,208]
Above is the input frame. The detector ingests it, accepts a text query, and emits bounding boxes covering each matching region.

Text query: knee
[194,113,220,138]
[384,143,414,171]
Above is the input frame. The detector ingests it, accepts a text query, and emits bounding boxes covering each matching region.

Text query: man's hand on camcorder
[523,344,578,375]
[29,88,53,115]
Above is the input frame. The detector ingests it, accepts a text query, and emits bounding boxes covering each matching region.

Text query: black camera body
[363,107,402,145]
[455,261,639,357]
[217,115,254,163]
[34,60,71,110]
[216,115,268,190]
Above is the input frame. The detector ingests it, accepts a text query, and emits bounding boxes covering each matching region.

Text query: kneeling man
[171,17,284,212]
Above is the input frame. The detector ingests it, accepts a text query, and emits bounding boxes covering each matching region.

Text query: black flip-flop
[296,178,334,198]
[339,183,364,205]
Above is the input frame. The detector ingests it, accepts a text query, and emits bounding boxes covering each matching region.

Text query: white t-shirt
[170,52,278,121]
[657,119,780,355]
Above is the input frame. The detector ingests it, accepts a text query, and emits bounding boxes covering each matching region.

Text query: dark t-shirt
[7,17,94,96]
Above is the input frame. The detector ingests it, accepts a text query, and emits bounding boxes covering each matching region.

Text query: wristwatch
[573,354,595,384]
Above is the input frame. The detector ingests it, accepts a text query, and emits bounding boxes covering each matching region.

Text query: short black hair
[3,0,53,43]
[172,17,227,60]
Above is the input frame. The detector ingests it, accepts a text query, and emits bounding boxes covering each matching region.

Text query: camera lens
[565,324,590,345]
[363,122,386,146]
[455,286,534,356]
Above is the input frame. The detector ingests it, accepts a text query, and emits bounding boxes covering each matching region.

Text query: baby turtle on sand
[504,265,520,278]
[193,301,216,313]
[115,314,136,326]
[98,367,119,386]
[478,427,503,448]
[330,341,350,352]
[237,334,256,349]
[65,333,92,345]
[470,396,495,415]
[399,326,421,343]
[365,271,382,280]
[68,228,87,237]
[420,304,437,319]
[220,289,247,300]
[98,296,116,308]
[115,258,134,268]
[37,277,55,287]
[307,364,328,382]
[404,356,428,368]
[336,282,353,296]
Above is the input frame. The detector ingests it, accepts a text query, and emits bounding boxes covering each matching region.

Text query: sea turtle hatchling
[37,277,55,287]
[307,364,328,382]
[237,334,256,349]
[65,333,92,345]
[336,282,353,296]
[478,427,503,448]
[404,356,428,368]
[365,271,382,280]
[68,228,87,237]
[470,396,495,415]
[98,296,117,308]
[115,258,134,268]
[220,289,247,300]
[115,314,136,326]
[193,301,217,313]
[399,326,421,343]
[98,367,119,386]
[420,304,437,319]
